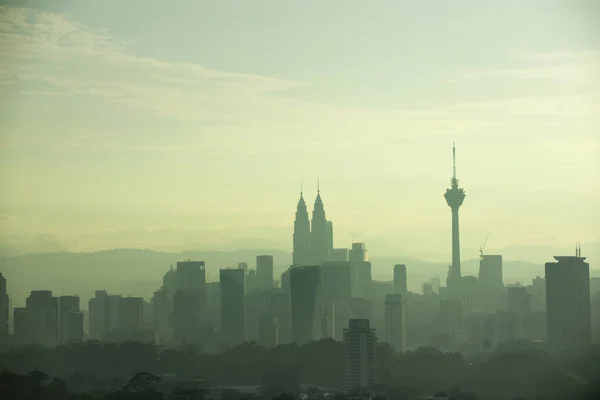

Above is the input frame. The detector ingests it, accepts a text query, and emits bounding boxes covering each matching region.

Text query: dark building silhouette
[321,261,352,303]
[350,243,371,299]
[385,293,406,353]
[507,285,531,339]
[256,255,274,290]
[310,186,330,265]
[344,319,376,389]
[478,255,503,290]
[58,295,82,344]
[444,144,466,297]
[394,264,408,297]
[293,189,311,267]
[0,273,8,337]
[22,290,58,347]
[545,251,591,352]
[246,289,269,342]
[152,288,169,345]
[173,289,201,345]
[117,296,144,335]
[290,265,321,344]
[258,312,279,349]
[268,290,292,344]
[220,268,246,347]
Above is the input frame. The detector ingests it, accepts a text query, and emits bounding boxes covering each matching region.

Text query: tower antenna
[317,177,320,194]
[453,142,457,179]
[300,179,303,196]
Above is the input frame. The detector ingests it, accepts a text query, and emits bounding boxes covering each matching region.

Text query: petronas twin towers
[293,186,334,267]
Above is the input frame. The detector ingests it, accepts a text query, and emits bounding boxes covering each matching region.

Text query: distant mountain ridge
[4,247,595,309]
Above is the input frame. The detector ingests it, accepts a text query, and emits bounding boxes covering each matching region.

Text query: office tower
[384,294,406,353]
[393,264,408,297]
[545,252,591,352]
[152,288,169,345]
[331,248,349,262]
[293,188,311,267]
[173,289,201,344]
[483,312,516,352]
[26,290,59,347]
[118,297,144,334]
[444,143,466,296]
[257,255,274,290]
[344,319,376,390]
[0,273,8,337]
[478,255,503,291]
[349,297,372,320]
[281,267,292,293]
[310,185,330,265]
[13,307,31,343]
[258,312,279,349]
[220,268,246,347]
[246,289,269,342]
[423,282,434,296]
[507,285,531,339]
[246,269,259,293]
[89,290,109,340]
[321,262,352,303]
[59,295,82,344]
[350,243,368,263]
[290,266,322,344]
[527,276,546,312]
[238,262,249,273]
[269,290,292,344]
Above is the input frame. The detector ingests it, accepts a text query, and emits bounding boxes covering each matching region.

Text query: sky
[0,0,599,263]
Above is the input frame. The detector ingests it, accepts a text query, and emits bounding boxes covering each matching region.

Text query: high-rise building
[293,189,311,267]
[393,264,408,297]
[331,248,349,262]
[483,311,516,352]
[258,312,279,349]
[152,288,170,345]
[321,261,352,303]
[507,285,531,339]
[246,289,269,342]
[311,185,330,265]
[349,243,368,263]
[0,273,8,337]
[478,255,503,291]
[25,290,59,347]
[269,290,292,344]
[384,294,406,353]
[350,243,371,299]
[344,319,376,390]
[118,297,144,335]
[327,220,334,258]
[173,289,201,345]
[290,265,321,344]
[220,268,246,347]
[257,255,274,290]
[59,295,82,344]
[545,252,591,352]
[444,144,466,297]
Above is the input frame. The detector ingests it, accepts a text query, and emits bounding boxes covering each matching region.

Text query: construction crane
[479,233,490,258]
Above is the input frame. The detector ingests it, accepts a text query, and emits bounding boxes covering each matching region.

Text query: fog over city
[0,1,599,400]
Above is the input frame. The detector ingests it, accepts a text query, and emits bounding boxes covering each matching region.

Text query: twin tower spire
[293,180,333,267]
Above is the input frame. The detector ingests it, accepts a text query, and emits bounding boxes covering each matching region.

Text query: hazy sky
[0,1,599,262]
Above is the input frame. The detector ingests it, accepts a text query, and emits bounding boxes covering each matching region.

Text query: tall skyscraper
[444,143,466,296]
[293,189,311,267]
[173,289,201,345]
[384,294,406,353]
[321,261,352,303]
[393,264,408,297]
[478,255,503,291]
[311,185,330,265]
[344,319,376,390]
[257,255,274,290]
[290,265,322,344]
[118,296,144,334]
[220,268,246,347]
[59,295,82,344]
[26,290,59,347]
[350,243,371,299]
[507,285,531,339]
[0,273,8,337]
[545,251,591,352]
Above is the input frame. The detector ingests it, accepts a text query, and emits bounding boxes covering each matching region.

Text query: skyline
[1,1,599,262]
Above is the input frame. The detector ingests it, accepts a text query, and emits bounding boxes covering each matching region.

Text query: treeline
[0,340,599,399]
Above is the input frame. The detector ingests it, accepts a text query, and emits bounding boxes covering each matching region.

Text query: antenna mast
[452,142,456,179]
